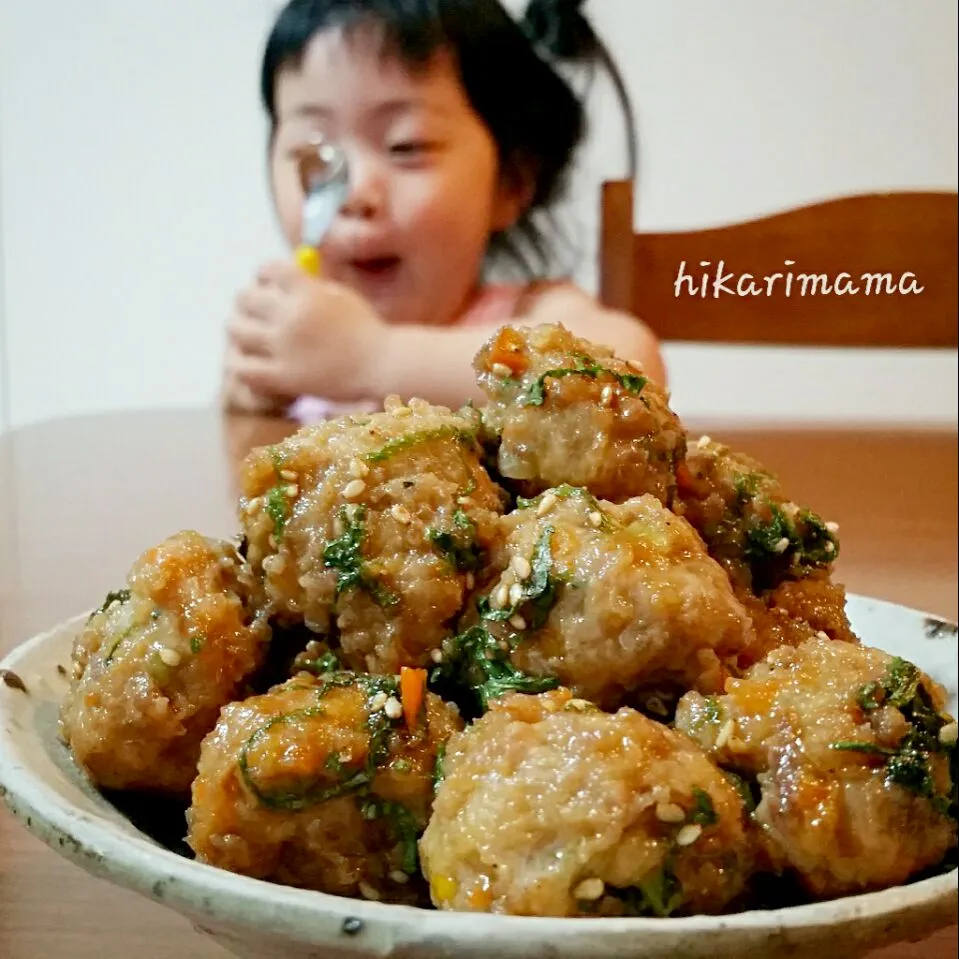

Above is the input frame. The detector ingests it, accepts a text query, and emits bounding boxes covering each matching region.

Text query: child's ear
[491,160,537,232]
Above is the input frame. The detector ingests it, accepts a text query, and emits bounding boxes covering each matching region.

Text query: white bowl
[1,595,957,959]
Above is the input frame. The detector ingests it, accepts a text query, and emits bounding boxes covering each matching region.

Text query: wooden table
[1,409,956,958]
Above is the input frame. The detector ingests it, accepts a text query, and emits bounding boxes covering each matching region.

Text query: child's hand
[227,260,386,402]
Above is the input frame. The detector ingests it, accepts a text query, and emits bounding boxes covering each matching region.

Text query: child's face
[270,26,526,328]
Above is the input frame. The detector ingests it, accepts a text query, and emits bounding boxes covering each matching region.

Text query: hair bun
[522,0,598,61]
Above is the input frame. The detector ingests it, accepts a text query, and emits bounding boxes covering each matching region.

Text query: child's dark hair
[260,0,635,278]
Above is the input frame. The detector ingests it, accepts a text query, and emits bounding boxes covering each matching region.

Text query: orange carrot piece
[489,327,529,377]
[400,667,427,730]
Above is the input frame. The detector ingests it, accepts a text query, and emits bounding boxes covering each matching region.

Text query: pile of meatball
[60,323,958,918]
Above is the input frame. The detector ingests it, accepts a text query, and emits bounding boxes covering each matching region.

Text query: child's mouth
[349,256,401,281]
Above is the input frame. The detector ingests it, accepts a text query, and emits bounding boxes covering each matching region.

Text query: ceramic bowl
[1,594,957,959]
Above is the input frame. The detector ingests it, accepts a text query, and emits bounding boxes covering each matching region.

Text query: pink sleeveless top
[286,284,526,425]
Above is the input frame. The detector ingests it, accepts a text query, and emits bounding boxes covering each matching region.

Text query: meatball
[437,486,757,712]
[736,575,858,668]
[419,688,754,917]
[187,670,462,902]
[238,397,506,673]
[474,323,685,505]
[675,435,842,594]
[60,531,268,795]
[675,637,958,898]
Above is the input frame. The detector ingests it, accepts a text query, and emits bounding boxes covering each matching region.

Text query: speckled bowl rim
[1,595,957,958]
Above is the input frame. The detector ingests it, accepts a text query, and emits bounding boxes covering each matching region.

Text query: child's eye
[389,141,432,156]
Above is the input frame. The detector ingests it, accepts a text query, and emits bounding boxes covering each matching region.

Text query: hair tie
[522,0,596,61]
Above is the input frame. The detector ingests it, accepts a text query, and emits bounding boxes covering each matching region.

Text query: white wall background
[0,0,956,434]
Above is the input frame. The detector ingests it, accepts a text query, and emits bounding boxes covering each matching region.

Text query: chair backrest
[599,181,958,348]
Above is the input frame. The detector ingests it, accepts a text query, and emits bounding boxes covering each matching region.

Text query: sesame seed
[939,722,958,746]
[484,648,496,660]
[498,639,510,651]
[536,493,557,516]
[588,511,603,528]
[350,458,370,479]
[783,502,799,519]
[384,696,403,720]
[773,537,790,554]
[285,484,299,498]
[509,614,527,631]
[825,541,835,553]
[244,497,261,516]
[676,824,703,847]
[262,555,286,576]
[457,496,472,506]
[510,556,532,580]
[158,647,181,668]
[342,479,367,500]
[358,882,381,902]
[508,582,525,607]
[491,362,513,379]
[697,435,712,448]
[565,698,593,712]
[573,878,605,901]
[389,870,410,885]
[391,505,412,524]
[826,521,839,534]
[465,572,475,590]
[715,719,735,749]
[655,803,686,824]
[626,359,645,372]
[431,649,444,664]
[816,630,830,641]
[370,692,389,712]
[600,385,614,406]
[279,469,297,482]
[491,583,509,611]
[383,394,403,413]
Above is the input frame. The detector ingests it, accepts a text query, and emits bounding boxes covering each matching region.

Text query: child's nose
[340,156,386,220]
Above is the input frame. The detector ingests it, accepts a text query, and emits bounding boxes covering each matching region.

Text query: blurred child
[222,0,665,419]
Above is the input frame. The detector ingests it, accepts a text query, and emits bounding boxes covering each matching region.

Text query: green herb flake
[89,588,131,622]
[611,859,684,918]
[477,525,562,630]
[518,353,647,408]
[433,744,447,790]
[426,509,483,572]
[688,787,719,827]
[103,623,136,663]
[431,625,559,710]
[722,770,757,813]
[306,650,340,675]
[365,425,477,464]
[323,506,399,608]
[360,798,421,875]
[265,485,290,541]
[883,658,921,709]
[238,673,402,812]
[189,635,205,654]
[856,680,884,711]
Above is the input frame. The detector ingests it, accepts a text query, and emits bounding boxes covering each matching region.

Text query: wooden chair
[599,182,958,348]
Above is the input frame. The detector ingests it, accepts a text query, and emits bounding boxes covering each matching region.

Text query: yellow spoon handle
[295,245,322,276]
